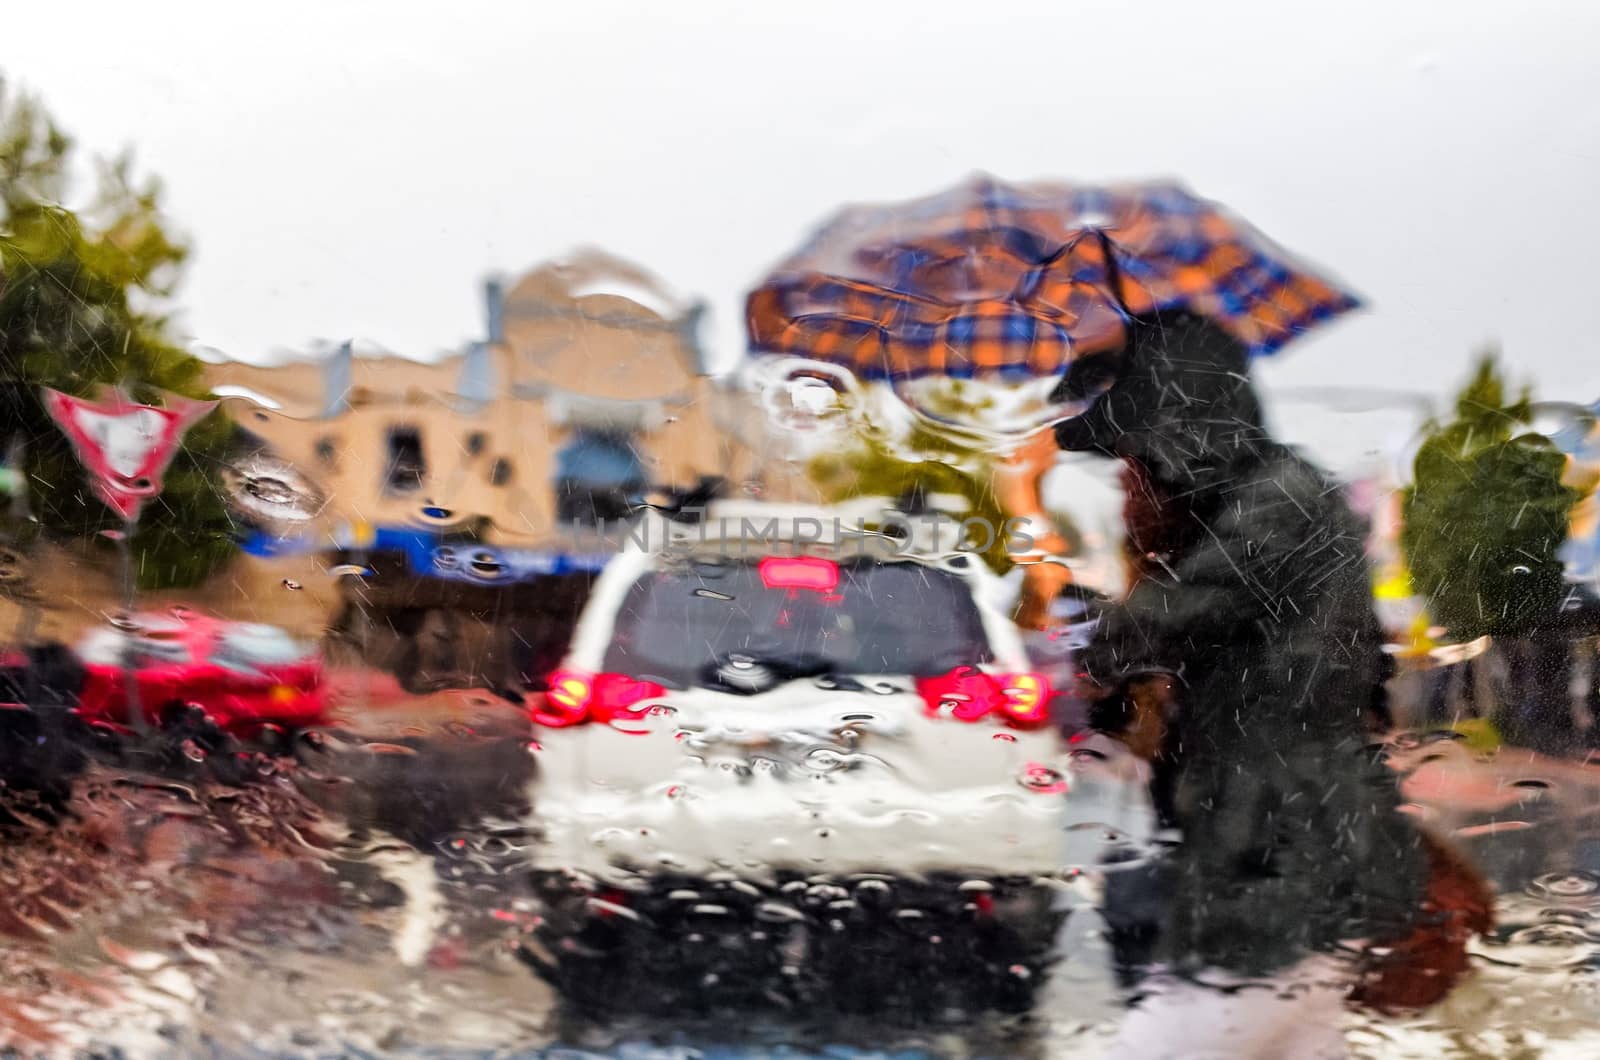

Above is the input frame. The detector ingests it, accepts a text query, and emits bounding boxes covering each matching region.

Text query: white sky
[5,0,1600,469]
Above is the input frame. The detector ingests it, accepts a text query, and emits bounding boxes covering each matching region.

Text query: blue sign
[237,525,613,582]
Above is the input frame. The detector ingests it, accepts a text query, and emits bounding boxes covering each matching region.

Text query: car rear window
[601,556,993,688]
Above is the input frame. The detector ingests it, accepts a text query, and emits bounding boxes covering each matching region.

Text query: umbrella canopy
[746,175,1358,382]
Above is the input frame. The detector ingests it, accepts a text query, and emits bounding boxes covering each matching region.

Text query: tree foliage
[810,417,1018,574]
[807,380,1080,575]
[1400,354,1580,638]
[0,79,236,589]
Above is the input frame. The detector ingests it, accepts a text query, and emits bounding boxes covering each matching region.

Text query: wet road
[2,680,1598,1058]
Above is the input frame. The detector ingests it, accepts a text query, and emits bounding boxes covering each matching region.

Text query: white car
[519,501,1152,1014]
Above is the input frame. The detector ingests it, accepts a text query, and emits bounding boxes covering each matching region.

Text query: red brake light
[758,555,839,593]
[915,668,1052,729]
[998,672,1051,727]
[916,666,1004,722]
[532,670,666,728]
[539,670,592,726]
[591,672,666,715]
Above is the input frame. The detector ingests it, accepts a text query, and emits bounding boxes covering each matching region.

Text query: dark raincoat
[1055,314,1486,993]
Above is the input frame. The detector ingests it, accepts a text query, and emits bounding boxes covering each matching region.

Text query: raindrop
[992,732,1017,743]
[221,455,324,529]
[807,748,846,772]
[693,588,734,601]
[1495,925,1598,968]
[1018,763,1069,794]
[756,901,805,923]
[1530,871,1600,899]
[282,578,302,590]
[328,563,372,578]
[0,548,27,587]
[1511,564,1533,576]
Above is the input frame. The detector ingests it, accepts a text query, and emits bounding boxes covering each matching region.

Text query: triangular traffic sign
[42,387,217,521]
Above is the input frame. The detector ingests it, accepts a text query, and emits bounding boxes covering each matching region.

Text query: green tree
[0,79,236,589]
[807,379,1082,577]
[1400,354,1580,638]
[809,414,1019,574]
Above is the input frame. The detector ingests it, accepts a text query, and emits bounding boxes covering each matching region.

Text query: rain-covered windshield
[7,10,1600,1056]
[601,557,993,686]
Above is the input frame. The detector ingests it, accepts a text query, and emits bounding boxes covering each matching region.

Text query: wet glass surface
[5,8,1600,1057]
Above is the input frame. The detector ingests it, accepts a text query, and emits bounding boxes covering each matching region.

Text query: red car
[74,607,328,739]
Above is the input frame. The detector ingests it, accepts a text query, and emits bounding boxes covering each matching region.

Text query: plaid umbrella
[746,175,1359,381]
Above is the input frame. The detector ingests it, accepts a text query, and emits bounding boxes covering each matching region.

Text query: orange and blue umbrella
[746,174,1358,381]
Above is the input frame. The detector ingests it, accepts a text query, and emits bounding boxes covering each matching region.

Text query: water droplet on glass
[221,454,324,530]
[807,748,845,772]
[1018,763,1069,794]
[1531,871,1600,899]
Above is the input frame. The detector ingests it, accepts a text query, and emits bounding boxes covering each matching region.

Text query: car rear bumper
[523,867,1068,1014]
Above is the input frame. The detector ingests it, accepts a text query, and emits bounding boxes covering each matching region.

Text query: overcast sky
[6,1,1599,468]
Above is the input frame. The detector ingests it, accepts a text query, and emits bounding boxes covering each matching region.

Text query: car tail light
[915,667,1052,729]
[532,670,666,728]
[916,666,1003,722]
[997,672,1050,727]
[758,555,839,593]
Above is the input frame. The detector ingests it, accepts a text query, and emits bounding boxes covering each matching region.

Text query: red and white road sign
[42,387,217,521]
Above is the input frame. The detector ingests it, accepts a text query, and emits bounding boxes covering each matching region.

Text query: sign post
[42,386,216,734]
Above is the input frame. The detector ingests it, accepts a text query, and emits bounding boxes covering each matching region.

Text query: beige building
[206,249,805,553]
[194,250,819,689]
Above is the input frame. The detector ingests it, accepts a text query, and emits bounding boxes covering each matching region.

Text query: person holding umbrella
[747,175,1493,1039]
[746,175,1364,630]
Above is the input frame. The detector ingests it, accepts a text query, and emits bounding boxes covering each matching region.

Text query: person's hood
[1053,313,1272,492]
